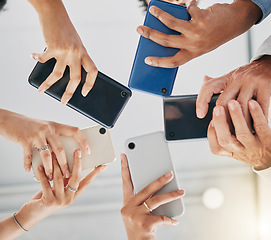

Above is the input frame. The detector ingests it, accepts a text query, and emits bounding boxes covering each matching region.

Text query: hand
[137,0,262,68]
[14,150,107,231]
[120,154,184,240]
[196,56,271,126]
[0,109,90,180]
[29,0,97,105]
[208,100,271,171]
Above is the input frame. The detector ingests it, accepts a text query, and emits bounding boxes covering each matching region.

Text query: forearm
[0,216,26,240]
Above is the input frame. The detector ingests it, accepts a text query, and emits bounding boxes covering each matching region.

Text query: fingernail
[77,149,82,158]
[82,88,89,97]
[61,98,68,105]
[211,120,214,128]
[65,170,70,178]
[228,101,236,111]
[137,27,143,35]
[177,189,184,195]
[149,6,155,15]
[196,108,204,118]
[165,171,173,178]
[26,167,31,172]
[31,54,38,60]
[48,174,53,181]
[38,88,45,93]
[38,166,43,172]
[100,165,108,172]
[249,100,255,109]
[214,107,221,117]
[86,145,91,155]
[145,58,153,66]
[173,220,180,225]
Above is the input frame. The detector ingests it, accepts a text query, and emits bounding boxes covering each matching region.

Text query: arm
[28,0,97,105]
[137,0,262,68]
[0,109,90,179]
[0,150,107,240]
[120,154,184,240]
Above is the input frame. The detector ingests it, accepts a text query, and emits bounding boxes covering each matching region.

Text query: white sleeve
[253,167,271,181]
[251,35,271,62]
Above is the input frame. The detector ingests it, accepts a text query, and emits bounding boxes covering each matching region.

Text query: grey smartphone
[163,94,220,141]
[28,58,132,128]
[125,132,184,218]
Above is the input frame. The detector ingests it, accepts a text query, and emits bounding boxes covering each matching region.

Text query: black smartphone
[28,58,132,128]
[163,94,220,141]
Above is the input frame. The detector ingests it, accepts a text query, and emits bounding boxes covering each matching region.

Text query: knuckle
[166,19,177,29]
[254,124,269,134]
[120,207,128,217]
[24,153,32,162]
[43,151,52,160]
[73,175,81,182]
[216,99,227,107]
[160,215,166,222]
[71,76,81,83]
[236,132,250,143]
[52,71,63,79]
[56,146,65,154]
[161,37,170,48]
[169,59,179,68]
[55,174,63,183]
[72,127,80,135]
[217,137,231,147]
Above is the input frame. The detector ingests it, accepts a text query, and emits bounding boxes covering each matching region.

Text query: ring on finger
[143,201,152,212]
[38,145,50,152]
[66,184,78,192]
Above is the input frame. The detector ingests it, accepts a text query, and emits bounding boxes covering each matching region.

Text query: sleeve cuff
[250,35,271,62]
[251,0,271,23]
[253,166,271,181]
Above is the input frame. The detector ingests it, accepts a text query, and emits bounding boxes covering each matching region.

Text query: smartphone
[128,0,191,96]
[32,125,116,181]
[125,132,184,218]
[163,94,220,141]
[28,58,132,128]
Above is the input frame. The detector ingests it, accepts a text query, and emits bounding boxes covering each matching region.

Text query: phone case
[125,132,184,218]
[28,58,132,128]
[128,0,191,96]
[32,125,116,181]
[163,94,219,141]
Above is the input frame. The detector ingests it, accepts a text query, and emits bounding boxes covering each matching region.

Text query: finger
[22,144,32,172]
[61,59,81,105]
[256,87,270,120]
[187,0,200,16]
[144,189,184,211]
[66,149,82,195]
[38,59,67,93]
[207,121,232,157]
[121,153,135,205]
[47,135,70,179]
[36,139,53,180]
[145,49,193,68]
[76,165,107,196]
[51,122,90,154]
[249,100,271,143]
[81,55,98,97]
[228,100,256,148]
[31,49,53,63]
[150,215,179,227]
[37,165,54,198]
[196,76,224,119]
[137,26,184,49]
[131,171,174,206]
[149,6,190,34]
[212,106,245,153]
[52,153,65,196]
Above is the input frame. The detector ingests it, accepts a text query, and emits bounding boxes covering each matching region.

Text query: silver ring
[66,184,77,192]
[38,145,49,152]
[143,201,152,212]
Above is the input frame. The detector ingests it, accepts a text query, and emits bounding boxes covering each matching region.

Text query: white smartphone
[32,125,116,181]
[125,132,184,218]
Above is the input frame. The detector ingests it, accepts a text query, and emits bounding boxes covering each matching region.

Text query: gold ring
[143,201,152,212]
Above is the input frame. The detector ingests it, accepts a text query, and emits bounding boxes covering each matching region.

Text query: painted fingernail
[65,170,70,178]
[48,174,53,181]
[145,58,153,66]
[249,100,255,109]
[137,27,143,35]
[100,165,108,172]
[228,101,236,111]
[86,145,91,155]
[214,107,221,117]
[77,149,82,158]
[165,171,173,178]
[196,108,204,119]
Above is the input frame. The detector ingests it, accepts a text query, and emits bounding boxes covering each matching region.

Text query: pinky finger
[151,215,179,227]
[76,165,107,196]
[31,49,53,63]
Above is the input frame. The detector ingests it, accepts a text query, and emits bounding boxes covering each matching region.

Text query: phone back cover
[32,126,116,181]
[125,132,184,218]
[28,58,132,128]
[164,94,219,140]
[129,0,190,96]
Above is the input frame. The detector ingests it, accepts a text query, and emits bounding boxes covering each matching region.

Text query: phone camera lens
[99,128,106,135]
[161,88,167,94]
[121,91,127,98]
[169,132,175,137]
[128,142,135,150]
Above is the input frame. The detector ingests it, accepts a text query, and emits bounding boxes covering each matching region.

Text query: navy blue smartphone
[28,58,132,128]
[129,0,191,96]
[163,94,220,141]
